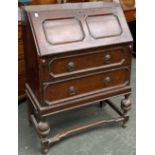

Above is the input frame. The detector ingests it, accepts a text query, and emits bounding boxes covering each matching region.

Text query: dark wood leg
[37,119,50,154]
[99,101,106,108]
[121,94,132,128]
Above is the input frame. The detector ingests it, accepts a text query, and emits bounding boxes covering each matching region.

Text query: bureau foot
[121,94,132,128]
[122,116,129,128]
[30,115,51,154]
[41,139,49,154]
[99,101,106,108]
[37,121,50,154]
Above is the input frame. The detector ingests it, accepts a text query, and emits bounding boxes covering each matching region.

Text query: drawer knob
[104,76,111,84]
[68,62,76,72]
[104,54,111,63]
[69,86,76,96]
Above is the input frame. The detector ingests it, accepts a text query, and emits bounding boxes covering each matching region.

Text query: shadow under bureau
[22,1,133,154]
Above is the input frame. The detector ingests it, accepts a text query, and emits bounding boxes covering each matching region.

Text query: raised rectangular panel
[86,14,122,39]
[43,18,84,45]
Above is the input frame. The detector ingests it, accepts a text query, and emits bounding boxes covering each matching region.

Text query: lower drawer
[43,67,130,104]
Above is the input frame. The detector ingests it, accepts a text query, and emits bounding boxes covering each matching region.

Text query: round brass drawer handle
[68,86,76,96]
[104,54,112,63]
[104,76,112,84]
[67,62,76,72]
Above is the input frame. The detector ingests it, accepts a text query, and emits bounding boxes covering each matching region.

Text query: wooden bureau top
[23,2,119,11]
[23,2,133,56]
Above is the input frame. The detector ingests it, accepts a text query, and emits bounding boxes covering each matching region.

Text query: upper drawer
[47,46,131,78]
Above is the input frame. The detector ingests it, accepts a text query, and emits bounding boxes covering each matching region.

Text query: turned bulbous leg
[38,121,50,154]
[121,94,132,128]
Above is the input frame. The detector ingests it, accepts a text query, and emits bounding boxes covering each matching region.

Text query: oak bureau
[22,1,133,154]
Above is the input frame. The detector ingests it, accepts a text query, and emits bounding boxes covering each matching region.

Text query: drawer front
[43,68,130,104]
[49,47,129,78]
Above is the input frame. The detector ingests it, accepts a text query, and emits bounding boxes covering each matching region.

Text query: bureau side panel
[23,13,41,103]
